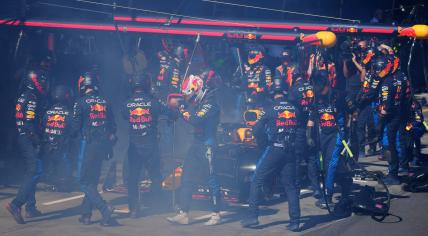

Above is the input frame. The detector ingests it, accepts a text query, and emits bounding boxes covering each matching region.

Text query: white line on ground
[42,191,103,206]
[42,194,85,206]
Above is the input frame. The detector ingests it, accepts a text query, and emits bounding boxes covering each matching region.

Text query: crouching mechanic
[308,76,352,215]
[240,77,301,232]
[122,74,166,218]
[167,74,222,226]
[73,72,117,226]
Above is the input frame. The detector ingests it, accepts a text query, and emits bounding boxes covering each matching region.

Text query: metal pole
[407,38,416,85]
[171,121,176,208]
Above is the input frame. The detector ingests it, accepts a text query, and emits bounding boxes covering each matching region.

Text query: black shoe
[366,148,376,157]
[100,205,116,227]
[383,175,400,185]
[333,198,353,218]
[78,215,91,225]
[25,208,42,218]
[5,203,25,224]
[312,190,321,199]
[240,217,259,228]
[100,218,119,227]
[129,210,139,219]
[286,222,300,232]
[315,198,333,210]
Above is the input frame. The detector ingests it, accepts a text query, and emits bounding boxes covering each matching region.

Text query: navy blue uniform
[11,90,44,212]
[122,92,165,212]
[41,103,74,188]
[248,97,300,224]
[178,90,221,213]
[288,77,320,194]
[378,74,402,177]
[73,92,116,218]
[309,100,351,198]
[242,63,272,107]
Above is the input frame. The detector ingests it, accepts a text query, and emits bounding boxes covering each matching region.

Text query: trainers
[25,208,42,218]
[240,216,259,228]
[398,168,409,176]
[100,205,116,227]
[129,209,139,219]
[167,211,189,225]
[312,189,322,199]
[5,203,25,224]
[315,198,334,210]
[286,222,300,232]
[383,175,400,185]
[78,215,91,225]
[204,212,221,226]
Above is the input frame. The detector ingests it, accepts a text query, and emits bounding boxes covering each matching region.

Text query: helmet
[181,74,205,103]
[23,70,50,95]
[269,76,287,96]
[280,48,292,63]
[247,46,264,65]
[131,74,151,93]
[78,72,99,94]
[161,38,174,52]
[173,44,187,60]
[199,68,222,90]
[373,56,392,78]
[51,85,71,103]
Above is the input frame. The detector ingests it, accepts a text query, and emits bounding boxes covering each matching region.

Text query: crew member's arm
[351,53,366,81]
[179,102,219,126]
[107,102,117,141]
[71,100,83,137]
[379,80,393,117]
[306,109,316,148]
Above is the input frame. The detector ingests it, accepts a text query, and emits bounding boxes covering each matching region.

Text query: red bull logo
[306,89,314,98]
[278,110,296,119]
[321,113,335,121]
[90,104,106,112]
[130,107,150,116]
[48,114,65,122]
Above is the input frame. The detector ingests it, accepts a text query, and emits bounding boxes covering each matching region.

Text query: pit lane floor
[2,130,428,236]
[1,156,427,236]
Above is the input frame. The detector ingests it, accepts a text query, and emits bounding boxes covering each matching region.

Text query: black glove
[29,132,41,146]
[306,126,316,148]
[345,96,356,112]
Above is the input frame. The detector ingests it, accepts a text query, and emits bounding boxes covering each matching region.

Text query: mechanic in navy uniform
[240,76,301,232]
[6,70,50,224]
[374,55,403,185]
[237,45,272,109]
[288,65,322,199]
[122,74,167,218]
[154,40,186,105]
[41,85,74,192]
[167,74,222,226]
[308,76,352,213]
[73,72,117,226]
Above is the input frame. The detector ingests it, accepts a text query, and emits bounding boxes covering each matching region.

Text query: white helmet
[181,74,205,103]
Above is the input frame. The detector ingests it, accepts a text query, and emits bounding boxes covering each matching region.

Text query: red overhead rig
[113,15,400,35]
[0,18,301,41]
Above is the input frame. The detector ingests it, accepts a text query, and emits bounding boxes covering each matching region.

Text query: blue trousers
[11,135,43,210]
[248,146,300,223]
